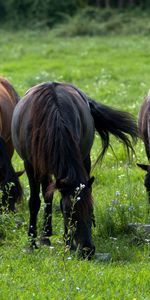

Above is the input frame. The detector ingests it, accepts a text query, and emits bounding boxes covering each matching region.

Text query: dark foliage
[0,0,149,28]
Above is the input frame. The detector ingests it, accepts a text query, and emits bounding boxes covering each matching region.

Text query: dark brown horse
[11,81,138,258]
[0,77,23,211]
[137,91,150,203]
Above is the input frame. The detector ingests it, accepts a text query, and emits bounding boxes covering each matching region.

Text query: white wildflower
[115,191,120,196]
[76,197,81,201]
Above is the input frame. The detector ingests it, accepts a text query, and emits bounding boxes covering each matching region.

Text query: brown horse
[11,81,138,258]
[0,77,23,211]
[137,91,150,203]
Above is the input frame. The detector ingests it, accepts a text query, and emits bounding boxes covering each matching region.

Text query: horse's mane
[29,82,88,186]
[0,77,20,104]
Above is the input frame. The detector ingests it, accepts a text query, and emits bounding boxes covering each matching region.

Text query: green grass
[0,29,150,299]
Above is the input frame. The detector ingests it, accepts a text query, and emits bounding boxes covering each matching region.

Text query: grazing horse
[137,91,150,203]
[11,81,138,258]
[0,77,23,211]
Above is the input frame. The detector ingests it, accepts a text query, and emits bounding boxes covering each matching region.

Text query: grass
[1,245,150,299]
[0,28,150,299]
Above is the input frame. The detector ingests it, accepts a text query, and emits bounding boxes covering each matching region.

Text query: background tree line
[89,0,149,8]
[0,0,149,27]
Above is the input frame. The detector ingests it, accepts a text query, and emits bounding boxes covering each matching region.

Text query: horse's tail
[49,119,86,184]
[88,98,138,163]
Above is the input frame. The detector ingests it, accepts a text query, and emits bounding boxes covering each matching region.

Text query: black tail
[88,99,138,163]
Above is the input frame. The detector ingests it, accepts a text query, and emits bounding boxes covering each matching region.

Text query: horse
[11,81,138,258]
[0,77,23,212]
[137,91,150,203]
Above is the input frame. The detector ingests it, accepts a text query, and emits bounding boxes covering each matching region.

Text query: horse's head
[0,168,24,212]
[53,176,95,259]
[0,136,23,212]
[137,163,150,203]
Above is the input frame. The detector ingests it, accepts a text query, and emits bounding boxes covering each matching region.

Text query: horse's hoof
[40,237,51,246]
[82,246,95,260]
[25,241,38,253]
[31,241,39,250]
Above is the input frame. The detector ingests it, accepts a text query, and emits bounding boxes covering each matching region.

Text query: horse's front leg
[41,176,53,246]
[24,161,40,248]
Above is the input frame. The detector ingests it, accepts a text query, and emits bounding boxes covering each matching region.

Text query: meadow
[0,29,150,299]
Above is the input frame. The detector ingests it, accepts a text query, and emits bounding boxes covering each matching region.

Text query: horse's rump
[138,93,150,159]
[0,77,19,158]
[0,77,19,105]
[12,82,95,181]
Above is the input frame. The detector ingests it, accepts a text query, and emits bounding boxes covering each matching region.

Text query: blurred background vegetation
[0,0,150,34]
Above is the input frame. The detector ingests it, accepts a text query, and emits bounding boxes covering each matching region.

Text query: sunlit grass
[0,30,150,299]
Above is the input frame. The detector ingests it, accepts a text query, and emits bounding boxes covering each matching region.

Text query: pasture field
[0,29,150,299]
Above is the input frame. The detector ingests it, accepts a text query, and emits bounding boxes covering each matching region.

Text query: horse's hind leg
[24,161,40,248]
[41,176,53,245]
